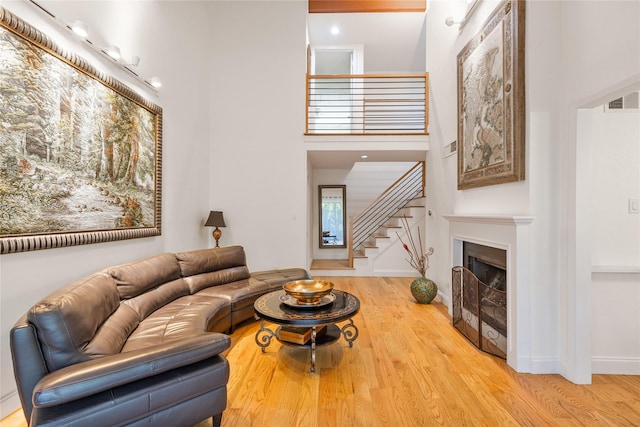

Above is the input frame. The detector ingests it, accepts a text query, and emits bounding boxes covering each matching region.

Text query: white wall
[0,0,213,417]
[588,105,640,374]
[592,272,640,374]
[424,0,537,355]
[561,0,640,382]
[426,0,640,382]
[590,107,640,266]
[346,162,417,215]
[208,1,308,272]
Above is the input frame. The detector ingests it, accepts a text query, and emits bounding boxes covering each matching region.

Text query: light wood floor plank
[2,276,639,427]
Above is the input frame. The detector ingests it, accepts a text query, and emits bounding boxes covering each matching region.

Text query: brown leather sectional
[10,245,310,427]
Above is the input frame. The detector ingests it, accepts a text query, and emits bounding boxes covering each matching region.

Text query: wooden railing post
[424,72,429,133]
[348,216,354,268]
[421,160,426,198]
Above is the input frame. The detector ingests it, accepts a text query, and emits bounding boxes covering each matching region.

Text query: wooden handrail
[353,161,425,222]
[348,161,425,266]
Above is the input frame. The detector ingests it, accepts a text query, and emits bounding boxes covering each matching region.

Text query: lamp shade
[205,211,226,227]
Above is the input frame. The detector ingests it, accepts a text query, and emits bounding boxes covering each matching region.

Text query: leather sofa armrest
[32,333,230,408]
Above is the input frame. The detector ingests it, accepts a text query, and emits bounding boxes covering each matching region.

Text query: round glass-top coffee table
[253,289,360,373]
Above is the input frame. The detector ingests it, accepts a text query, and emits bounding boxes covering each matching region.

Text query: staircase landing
[310,259,353,270]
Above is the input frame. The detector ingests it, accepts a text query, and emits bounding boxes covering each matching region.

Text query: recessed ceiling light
[330,25,340,35]
[361,155,368,159]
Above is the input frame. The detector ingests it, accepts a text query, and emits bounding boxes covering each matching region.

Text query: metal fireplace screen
[452,266,506,359]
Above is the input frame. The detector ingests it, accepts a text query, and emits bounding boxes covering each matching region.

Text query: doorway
[308,45,364,133]
[580,88,640,376]
[575,82,640,381]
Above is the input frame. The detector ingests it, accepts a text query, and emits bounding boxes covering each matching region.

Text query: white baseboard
[592,356,640,375]
[529,356,560,374]
[1,390,21,420]
[436,291,450,308]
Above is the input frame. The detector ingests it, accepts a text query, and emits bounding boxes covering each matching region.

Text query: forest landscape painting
[0,8,162,254]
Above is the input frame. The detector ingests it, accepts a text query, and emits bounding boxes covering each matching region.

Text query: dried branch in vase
[396,214,434,277]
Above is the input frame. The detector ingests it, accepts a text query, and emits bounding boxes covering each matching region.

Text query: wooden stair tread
[310,259,353,270]
[353,250,367,258]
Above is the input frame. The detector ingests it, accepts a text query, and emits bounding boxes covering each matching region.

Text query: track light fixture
[27,0,161,92]
[445,16,464,27]
[147,77,162,88]
[128,55,140,67]
[70,20,88,38]
[105,45,121,60]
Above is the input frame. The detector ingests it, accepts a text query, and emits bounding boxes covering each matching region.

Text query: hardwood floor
[3,276,640,426]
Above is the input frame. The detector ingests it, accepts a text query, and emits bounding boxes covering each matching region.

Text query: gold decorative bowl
[283,280,334,305]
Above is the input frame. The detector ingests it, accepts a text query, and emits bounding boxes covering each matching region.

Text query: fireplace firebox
[452,242,507,358]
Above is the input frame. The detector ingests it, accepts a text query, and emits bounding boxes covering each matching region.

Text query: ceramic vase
[410,277,438,304]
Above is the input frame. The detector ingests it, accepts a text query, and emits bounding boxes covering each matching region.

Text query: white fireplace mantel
[443,214,534,226]
[444,214,535,373]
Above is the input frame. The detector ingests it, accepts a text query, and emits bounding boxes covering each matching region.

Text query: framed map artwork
[0,7,162,254]
[457,0,525,190]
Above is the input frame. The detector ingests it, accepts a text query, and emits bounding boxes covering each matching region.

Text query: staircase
[310,199,426,276]
[311,161,426,277]
[351,198,426,275]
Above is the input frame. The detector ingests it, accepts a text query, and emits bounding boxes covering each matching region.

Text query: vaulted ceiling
[306,1,428,169]
[307,11,426,73]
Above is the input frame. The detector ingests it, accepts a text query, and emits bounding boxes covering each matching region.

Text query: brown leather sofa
[10,245,310,427]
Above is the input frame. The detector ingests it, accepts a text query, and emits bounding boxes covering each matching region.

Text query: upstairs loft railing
[348,161,425,267]
[306,73,429,135]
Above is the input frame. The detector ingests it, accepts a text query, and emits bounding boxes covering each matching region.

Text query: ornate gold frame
[457,0,525,190]
[0,7,162,254]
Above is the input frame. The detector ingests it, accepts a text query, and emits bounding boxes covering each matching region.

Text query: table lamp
[205,211,226,248]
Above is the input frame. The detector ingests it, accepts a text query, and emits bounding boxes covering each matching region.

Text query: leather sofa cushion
[122,295,230,352]
[107,253,181,299]
[28,273,120,372]
[30,355,229,427]
[196,278,269,310]
[176,246,249,279]
[84,304,139,357]
[251,268,311,290]
[123,278,190,320]
[85,278,191,357]
[32,334,230,408]
[183,266,251,294]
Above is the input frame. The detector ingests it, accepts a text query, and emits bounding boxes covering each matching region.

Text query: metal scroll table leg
[255,320,277,352]
[310,326,317,373]
[340,319,359,347]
